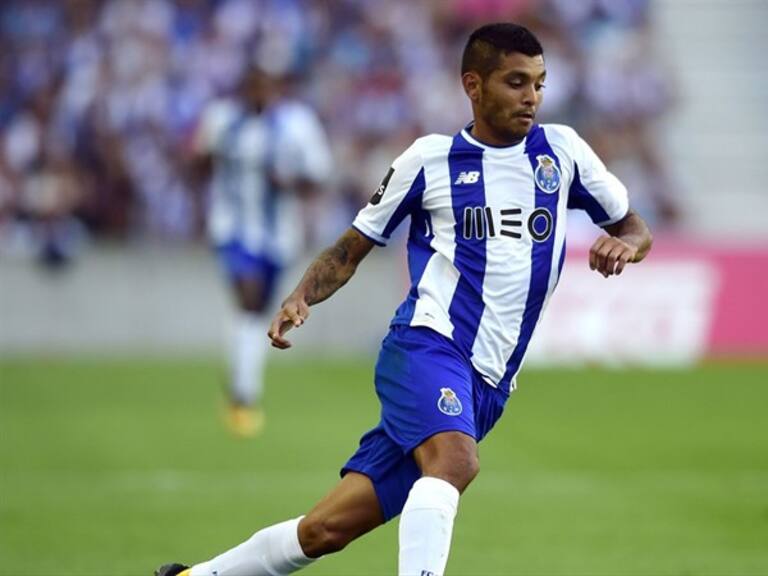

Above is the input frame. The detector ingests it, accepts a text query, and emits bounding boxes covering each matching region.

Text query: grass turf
[1,357,767,575]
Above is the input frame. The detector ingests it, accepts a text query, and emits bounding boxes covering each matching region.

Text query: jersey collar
[460,122,529,155]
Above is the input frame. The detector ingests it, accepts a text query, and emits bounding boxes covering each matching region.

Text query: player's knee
[426,455,478,493]
[298,514,353,558]
[419,442,480,493]
[240,296,268,314]
[235,279,269,313]
[450,451,480,491]
[465,453,480,484]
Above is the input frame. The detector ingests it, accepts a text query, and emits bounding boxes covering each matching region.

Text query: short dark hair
[461,23,544,78]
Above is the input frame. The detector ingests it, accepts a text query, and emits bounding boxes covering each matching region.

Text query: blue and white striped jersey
[196,99,331,264]
[353,124,628,392]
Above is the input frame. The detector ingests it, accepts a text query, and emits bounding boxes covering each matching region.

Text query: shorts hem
[339,466,396,522]
[340,464,372,479]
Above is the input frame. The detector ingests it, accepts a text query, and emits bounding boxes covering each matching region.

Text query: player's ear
[462,71,482,103]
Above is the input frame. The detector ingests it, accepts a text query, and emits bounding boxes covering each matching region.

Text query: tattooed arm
[268,228,375,349]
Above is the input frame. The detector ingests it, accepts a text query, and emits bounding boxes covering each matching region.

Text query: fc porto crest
[437,387,463,416]
[534,154,561,194]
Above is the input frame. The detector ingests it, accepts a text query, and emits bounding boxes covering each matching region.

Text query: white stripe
[411,140,458,337]
[470,154,536,385]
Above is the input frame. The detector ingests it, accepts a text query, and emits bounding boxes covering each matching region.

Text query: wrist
[616,234,639,249]
[293,289,309,302]
[283,289,306,305]
[619,234,650,262]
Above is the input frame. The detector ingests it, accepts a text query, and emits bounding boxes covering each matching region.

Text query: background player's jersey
[353,124,628,392]
[196,99,331,265]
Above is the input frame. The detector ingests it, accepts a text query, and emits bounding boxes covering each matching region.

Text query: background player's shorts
[215,240,281,300]
[342,324,509,521]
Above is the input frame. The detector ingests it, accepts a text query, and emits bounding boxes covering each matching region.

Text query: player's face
[473,52,546,142]
[242,71,274,111]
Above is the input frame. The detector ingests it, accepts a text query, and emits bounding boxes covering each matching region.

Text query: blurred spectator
[0,0,680,258]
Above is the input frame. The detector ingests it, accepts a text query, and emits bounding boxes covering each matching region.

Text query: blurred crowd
[0,0,679,267]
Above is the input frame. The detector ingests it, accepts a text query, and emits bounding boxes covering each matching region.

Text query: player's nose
[521,84,536,105]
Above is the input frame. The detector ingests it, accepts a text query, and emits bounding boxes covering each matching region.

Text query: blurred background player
[191,65,332,437]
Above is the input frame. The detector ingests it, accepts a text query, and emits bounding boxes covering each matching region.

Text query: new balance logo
[454,170,480,185]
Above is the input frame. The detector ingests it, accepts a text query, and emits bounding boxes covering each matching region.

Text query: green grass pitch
[1,357,767,575]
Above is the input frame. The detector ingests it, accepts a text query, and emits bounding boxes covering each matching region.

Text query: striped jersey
[196,99,331,265]
[353,124,628,392]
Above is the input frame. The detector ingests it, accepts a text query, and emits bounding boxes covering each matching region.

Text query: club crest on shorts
[534,154,561,194]
[437,387,462,416]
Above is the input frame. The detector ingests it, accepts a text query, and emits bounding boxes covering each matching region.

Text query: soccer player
[193,67,332,437]
[158,22,652,575]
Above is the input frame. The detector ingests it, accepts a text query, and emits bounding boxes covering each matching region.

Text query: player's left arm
[589,209,653,278]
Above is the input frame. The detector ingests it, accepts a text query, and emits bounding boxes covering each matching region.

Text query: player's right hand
[267,294,310,349]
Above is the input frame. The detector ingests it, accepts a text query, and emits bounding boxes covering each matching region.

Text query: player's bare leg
[226,276,269,437]
[413,431,479,492]
[398,431,479,576]
[298,471,385,557]
[168,472,383,576]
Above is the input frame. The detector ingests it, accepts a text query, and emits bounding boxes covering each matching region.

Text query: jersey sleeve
[352,140,426,246]
[273,105,332,184]
[193,101,233,155]
[567,132,629,226]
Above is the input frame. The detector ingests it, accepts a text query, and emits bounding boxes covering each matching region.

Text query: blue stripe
[567,162,610,224]
[391,204,435,325]
[382,168,426,240]
[556,238,567,285]
[499,125,561,392]
[446,133,487,355]
[262,110,280,237]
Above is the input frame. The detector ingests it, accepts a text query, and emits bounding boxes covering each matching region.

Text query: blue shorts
[342,325,509,521]
[215,241,281,303]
